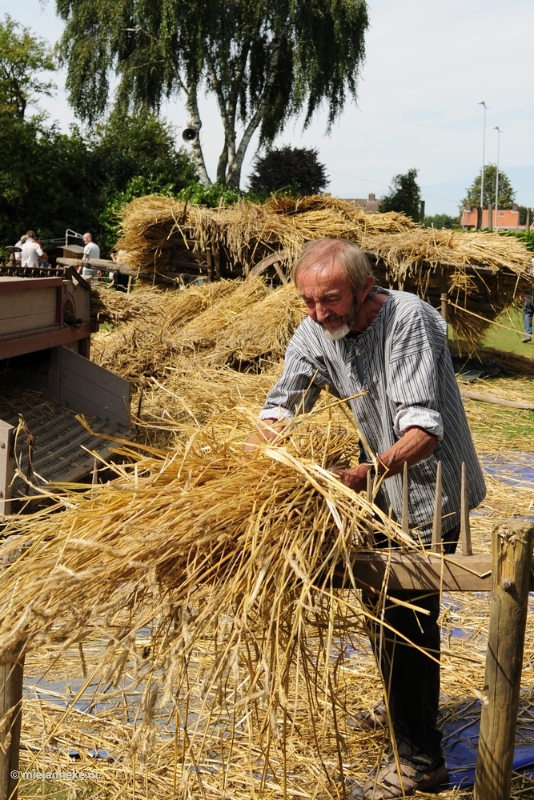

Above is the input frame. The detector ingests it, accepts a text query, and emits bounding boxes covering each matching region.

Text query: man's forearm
[332,426,437,493]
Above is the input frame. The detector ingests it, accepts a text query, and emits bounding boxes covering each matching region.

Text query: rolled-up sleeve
[387,316,445,440]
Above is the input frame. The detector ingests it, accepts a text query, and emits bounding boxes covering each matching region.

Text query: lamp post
[478,101,488,227]
[494,127,501,230]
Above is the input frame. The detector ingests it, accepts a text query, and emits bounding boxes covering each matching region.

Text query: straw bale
[115,194,415,280]
[363,228,532,347]
[114,193,532,351]
[91,278,252,383]
[90,285,166,325]
[92,277,303,387]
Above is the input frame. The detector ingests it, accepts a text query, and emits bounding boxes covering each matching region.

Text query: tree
[379,169,421,221]
[0,111,196,250]
[89,111,197,206]
[462,164,515,209]
[56,0,369,189]
[248,146,329,196]
[0,15,56,119]
[424,214,459,230]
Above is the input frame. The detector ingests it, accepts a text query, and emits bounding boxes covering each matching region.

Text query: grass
[481,304,531,354]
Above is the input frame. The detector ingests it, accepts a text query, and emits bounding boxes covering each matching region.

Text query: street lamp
[494,127,501,230]
[478,101,488,226]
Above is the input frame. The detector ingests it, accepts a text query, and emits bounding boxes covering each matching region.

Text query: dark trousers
[362,525,460,769]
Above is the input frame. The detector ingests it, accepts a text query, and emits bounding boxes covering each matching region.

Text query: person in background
[110,250,130,292]
[20,231,44,268]
[81,233,101,280]
[13,234,27,262]
[521,258,534,343]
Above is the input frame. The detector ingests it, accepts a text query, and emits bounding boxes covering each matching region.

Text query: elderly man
[249,239,485,799]
[81,233,101,280]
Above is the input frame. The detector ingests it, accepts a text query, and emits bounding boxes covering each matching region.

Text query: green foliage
[497,229,534,253]
[424,213,459,229]
[56,0,369,187]
[462,163,515,209]
[248,146,329,196]
[176,182,241,207]
[379,168,421,221]
[0,15,56,119]
[0,110,196,250]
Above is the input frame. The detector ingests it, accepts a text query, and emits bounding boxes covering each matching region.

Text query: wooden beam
[460,389,534,410]
[334,551,503,592]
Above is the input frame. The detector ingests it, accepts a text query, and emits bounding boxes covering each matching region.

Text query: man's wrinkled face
[83,234,90,244]
[297,262,359,340]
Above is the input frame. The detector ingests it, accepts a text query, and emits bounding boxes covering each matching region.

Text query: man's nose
[314,301,328,321]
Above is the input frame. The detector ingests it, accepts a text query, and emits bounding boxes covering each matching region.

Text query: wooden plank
[337,551,500,591]
[48,347,131,428]
[0,324,92,361]
[460,389,534,410]
[473,521,534,800]
[0,289,58,334]
[0,277,63,293]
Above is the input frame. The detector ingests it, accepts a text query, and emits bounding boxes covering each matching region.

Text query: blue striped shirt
[260,289,486,543]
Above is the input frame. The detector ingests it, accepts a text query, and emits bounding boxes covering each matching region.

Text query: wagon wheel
[249,250,291,285]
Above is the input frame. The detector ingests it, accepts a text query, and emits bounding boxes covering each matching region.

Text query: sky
[6,0,534,216]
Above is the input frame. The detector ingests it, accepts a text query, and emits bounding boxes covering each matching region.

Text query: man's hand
[243,418,285,454]
[330,463,370,493]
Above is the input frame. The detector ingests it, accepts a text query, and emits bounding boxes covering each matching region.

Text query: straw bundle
[364,228,532,346]
[116,194,415,278]
[0,403,410,794]
[91,278,263,383]
[92,277,303,384]
[114,193,532,350]
[90,285,167,325]
[7,422,534,800]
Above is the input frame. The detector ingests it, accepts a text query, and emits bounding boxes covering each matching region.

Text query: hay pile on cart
[115,194,532,347]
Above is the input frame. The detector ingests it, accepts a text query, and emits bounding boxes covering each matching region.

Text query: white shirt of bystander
[20,238,44,268]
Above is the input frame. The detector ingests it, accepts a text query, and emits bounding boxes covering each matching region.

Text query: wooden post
[473,520,534,800]
[438,269,448,324]
[0,424,24,800]
[0,645,25,800]
[0,422,13,516]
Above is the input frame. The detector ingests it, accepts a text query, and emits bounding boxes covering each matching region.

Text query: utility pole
[478,101,488,228]
[494,127,501,230]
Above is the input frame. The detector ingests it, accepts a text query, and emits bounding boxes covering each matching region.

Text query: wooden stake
[0,645,25,800]
[366,468,372,505]
[431,461,442,553]
[460,462,473,556]
[401,461,409,535]
[473,520,534,800]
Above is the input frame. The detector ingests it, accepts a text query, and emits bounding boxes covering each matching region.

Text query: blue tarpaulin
[442,699,534,788]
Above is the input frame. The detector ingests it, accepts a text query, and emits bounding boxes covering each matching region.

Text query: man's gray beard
[321,322,352,341]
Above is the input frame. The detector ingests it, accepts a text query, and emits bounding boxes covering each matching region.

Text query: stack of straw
[113,194,532,348]
[92,276,305,385]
